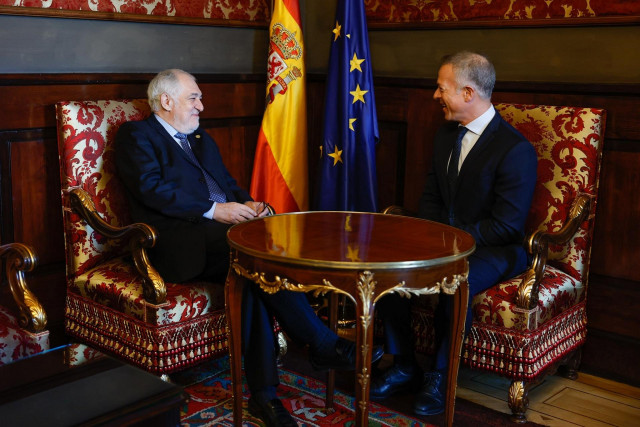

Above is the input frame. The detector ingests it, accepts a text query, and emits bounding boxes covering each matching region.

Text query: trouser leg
[376,293,414,355]
[242,283,337,392]
[433,254,502,370]
[257,287,336,352]
[242,283,279,393]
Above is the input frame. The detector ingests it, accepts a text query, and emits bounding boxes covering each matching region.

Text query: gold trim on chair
[67,187,167,304]
[0,243,47,333]
[519,194,593,311]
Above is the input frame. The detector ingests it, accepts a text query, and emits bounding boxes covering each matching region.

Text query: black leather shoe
[248,397,297,427]
[370,364,422,400]
[309,338,384,371]
[413,371,445,416]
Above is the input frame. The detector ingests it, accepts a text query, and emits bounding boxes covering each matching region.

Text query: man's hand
[244,201,271,218]
[213,202,260,224]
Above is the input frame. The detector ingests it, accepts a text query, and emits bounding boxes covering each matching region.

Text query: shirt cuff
[203,202,217,220]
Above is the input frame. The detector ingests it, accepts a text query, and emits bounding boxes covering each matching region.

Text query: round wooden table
[225,211,475,427]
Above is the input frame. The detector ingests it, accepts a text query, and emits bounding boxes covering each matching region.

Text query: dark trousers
[376,251,504,370]
[162,219,336,393]
[241,282,335,392]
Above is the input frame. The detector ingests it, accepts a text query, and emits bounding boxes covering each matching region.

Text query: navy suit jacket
[115,115,252,282]
[418,108,537,288]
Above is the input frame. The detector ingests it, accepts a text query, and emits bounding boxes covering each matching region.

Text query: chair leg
[508,380,531,423]
[276,331,288,366]
[560,348,582,380]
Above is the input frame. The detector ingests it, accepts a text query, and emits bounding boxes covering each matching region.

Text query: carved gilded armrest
[382,205,417,216]
[516,194,592,311]
[0,243,46,333]
[67,188,167,304]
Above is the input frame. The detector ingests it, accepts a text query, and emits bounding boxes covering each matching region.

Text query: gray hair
[147,69,196,112]
[442,51,496,100]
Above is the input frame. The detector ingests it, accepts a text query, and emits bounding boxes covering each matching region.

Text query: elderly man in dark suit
[371,52,538,416]
[115,69,382,427]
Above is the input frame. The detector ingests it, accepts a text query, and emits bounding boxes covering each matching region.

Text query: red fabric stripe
[250,128,300,213]
[282,0,301,27]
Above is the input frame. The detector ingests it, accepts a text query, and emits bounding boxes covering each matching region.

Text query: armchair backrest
[56,100,151,279]
[495,103,606,283]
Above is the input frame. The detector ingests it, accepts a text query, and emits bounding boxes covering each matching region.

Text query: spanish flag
[250,0,308,213]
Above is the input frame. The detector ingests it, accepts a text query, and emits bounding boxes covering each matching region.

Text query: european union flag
[316,0,379,212]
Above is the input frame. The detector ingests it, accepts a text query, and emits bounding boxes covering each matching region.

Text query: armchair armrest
[382,205,417,217]
[0,243,47,333]
[516,193,592,310]
[67,188,167,304]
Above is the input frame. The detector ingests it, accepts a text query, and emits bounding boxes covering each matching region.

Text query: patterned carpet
[174,356,430,426]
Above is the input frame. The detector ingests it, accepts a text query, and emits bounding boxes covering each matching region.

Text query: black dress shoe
[413,371,445,416]
[370,364,422,400]
[309,337,384,371]
[248,397,297,427]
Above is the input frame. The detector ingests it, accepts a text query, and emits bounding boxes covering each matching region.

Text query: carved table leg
[354,271,376,426]
[445,278,469,427]
[225,266,244,427]
[326,292,338,409]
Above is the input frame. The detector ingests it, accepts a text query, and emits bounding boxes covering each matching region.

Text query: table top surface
[227,211,475,270]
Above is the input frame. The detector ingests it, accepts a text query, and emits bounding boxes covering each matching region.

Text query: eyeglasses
[256,201,273,216]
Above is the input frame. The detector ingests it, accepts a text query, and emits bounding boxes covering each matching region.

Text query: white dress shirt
[450,105,496,172]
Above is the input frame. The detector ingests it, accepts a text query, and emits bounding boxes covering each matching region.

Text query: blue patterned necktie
[447,126,468,191]
[175,132,227,203]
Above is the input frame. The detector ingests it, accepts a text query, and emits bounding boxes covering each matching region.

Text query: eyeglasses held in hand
[256,201,273,216]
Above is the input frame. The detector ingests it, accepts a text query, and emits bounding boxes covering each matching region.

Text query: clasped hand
[213,201,270,224]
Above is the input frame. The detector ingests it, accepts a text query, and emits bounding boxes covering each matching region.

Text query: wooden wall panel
[402,89,445,211]
[10,136,64,265]
[0,83,148,129]
[590,150,640,282]
[204,120,261,191]
[306,81,326,209]
[376,121,407,209]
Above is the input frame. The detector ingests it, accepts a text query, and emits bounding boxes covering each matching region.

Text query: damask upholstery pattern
[0,0,270,22]
[474,265,583,329]
[56,99,228,373]
[503,104,602,282]
[471,103,605,330]
[70,257,224,324]
[66,343,105,366]
[0,305,49,366]
[59,100,146,277]
[364,0,640,23]
[462,103,605,419]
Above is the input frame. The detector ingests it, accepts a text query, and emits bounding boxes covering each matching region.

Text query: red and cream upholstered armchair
[0,243,49,365]
[55,99,252,375]
[462,103,606,422]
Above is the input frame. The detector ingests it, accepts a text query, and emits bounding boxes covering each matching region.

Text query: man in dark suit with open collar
[115,69,382,427]
[371,52,538,417]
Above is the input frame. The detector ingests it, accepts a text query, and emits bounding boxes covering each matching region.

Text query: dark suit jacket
[115,115,252,282]
[418,108,537,287]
